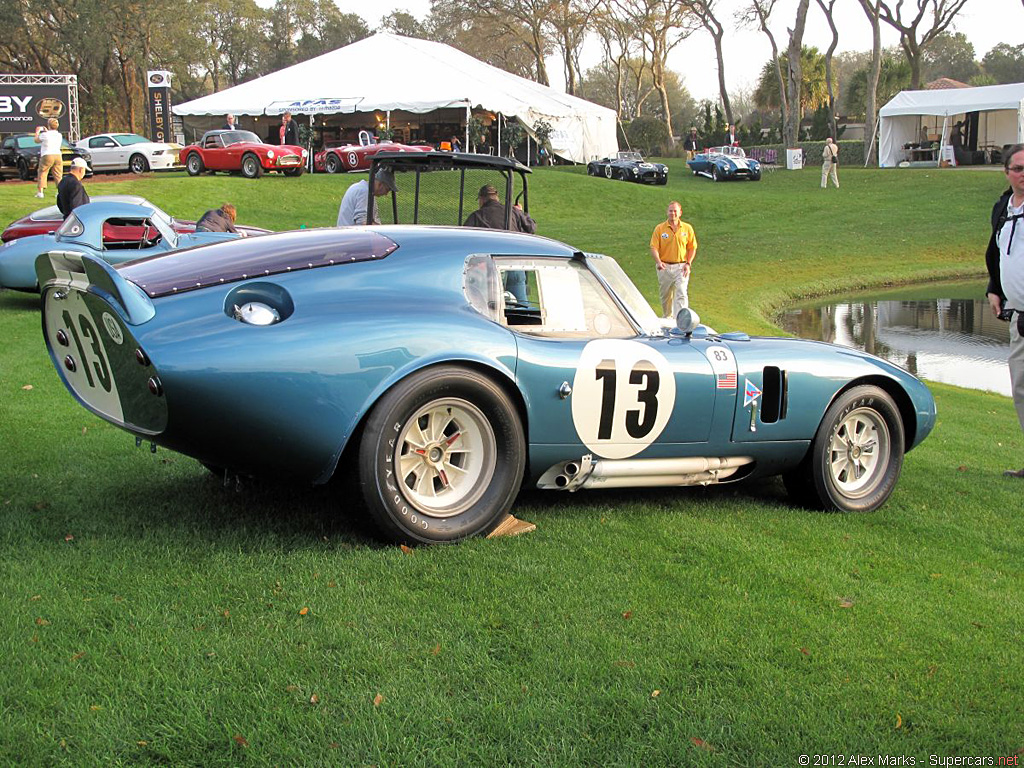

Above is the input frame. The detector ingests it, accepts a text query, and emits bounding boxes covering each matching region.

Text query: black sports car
[587,151,668,185]
[0,133,92,182]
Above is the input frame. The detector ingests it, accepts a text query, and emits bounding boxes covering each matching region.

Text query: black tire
[241,153,263,179]
[711,166,720,182]
[283,167,304,177]
[604,165,612,179]
[128,153,149,174]
[358,366,525,544]
[750,172,762,182]
[325,153,341,174]
[18,158,31,181]
[657,176,668,185]
[787,385,905,513]
[185,153,204,176]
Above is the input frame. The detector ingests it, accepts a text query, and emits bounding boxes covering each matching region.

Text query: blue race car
[0,200,245,292]
[36,227,935,544]
[687,146,761,182]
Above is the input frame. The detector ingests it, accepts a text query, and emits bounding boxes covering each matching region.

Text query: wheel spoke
[413,466,436,497]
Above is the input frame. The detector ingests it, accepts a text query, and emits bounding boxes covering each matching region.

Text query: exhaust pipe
[537,455,754,491]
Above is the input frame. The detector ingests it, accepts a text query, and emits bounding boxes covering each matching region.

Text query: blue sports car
[36,227,935,544]
[0,200,245,292]
[687,146,761,182]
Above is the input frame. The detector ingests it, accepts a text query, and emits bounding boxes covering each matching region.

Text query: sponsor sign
[265,98,362,115]
[0,83,74,134]
[147,71,172,144]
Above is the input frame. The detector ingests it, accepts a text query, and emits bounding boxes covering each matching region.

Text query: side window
[204,136,221,149]
[494,257,635,339]
[89,137,116,148]
[101,218,162,250]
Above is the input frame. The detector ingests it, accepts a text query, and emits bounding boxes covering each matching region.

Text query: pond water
[777,280,1012,396]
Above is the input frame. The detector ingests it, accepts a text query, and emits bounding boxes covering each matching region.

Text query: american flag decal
[717,372,737,389]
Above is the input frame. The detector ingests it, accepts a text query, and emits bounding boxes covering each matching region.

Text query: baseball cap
[477,184,498,198]
[374,168,396,193]
[70,157,88,170]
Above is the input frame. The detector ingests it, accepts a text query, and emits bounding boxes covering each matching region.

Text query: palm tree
[754,46,828,120]
[847,53,911,116]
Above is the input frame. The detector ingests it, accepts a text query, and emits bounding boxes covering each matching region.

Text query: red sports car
[314,130,431,173]
[1,195,268,243]
[179,130,307,178]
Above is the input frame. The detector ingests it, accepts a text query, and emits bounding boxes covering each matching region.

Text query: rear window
[118,228,398,298]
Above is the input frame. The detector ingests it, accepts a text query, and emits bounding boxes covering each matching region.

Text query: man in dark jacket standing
[56,157,90,218]
[985,142,1024,478]
[462,184,535,233]
[279,112,299,145]
[195,203,239,234]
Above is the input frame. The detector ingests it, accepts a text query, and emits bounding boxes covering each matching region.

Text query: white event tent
[878,82,1024,167]
[172,32,618,163]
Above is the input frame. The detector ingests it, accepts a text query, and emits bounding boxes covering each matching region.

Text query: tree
[546,0,599,95]
[613,0,696,145]
[857,0,883,164]
[738,0,787,141]
[783,0,811,148]
[458,0,555,85]
[876,0,973,89]
[379,10,427,37]
[295,2,370,62]
[753,46,827,123]
[427,0,546,81]
[847,51,910,114]
[581,58,695,133]
[921,31,979,83]
[680,0,732,125]
[625,114,670,154]
[814,0,839,139]
[981,43,1024,84]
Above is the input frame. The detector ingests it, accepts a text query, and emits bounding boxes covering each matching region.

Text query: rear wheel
[18,158,31,181]
[786,385,905,512]
[128,153,149,174]
[358,366,525,544]
[325,153,341,174]
[185,153,204,176]
[241,153,263,179]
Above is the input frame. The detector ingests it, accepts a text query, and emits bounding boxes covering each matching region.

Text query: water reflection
[778,281,1011,396]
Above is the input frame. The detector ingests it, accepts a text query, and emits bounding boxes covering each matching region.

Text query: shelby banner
[147,70,172,144]
[0,83,74,134]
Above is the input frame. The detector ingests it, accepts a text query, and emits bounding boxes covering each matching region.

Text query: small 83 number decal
[571,340,675,459]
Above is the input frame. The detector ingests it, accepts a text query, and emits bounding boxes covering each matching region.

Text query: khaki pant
[1010,320,1024,434]
[821,161,838,188]
[37,154,63,189]
[657,262,689,318]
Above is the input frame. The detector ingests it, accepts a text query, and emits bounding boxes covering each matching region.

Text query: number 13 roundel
[570,340,676,459]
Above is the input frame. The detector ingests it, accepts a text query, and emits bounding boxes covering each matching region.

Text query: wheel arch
[817,375,917,456]
[320,356,528,486]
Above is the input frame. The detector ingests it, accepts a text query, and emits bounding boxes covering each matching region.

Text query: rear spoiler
[35,251,155,325]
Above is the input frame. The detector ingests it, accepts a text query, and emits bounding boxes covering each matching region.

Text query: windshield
[587,253,663,335]
[222,131,261,146]
[114,134,151,146]
[618,152,643,161]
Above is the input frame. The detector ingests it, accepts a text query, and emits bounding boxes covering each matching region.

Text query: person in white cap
[56,157,90,217]
[336,169,396,226]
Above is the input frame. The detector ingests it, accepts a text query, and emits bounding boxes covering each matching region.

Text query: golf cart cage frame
[367,151,531,229]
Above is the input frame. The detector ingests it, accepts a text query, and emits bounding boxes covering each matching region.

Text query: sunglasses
[1008,165,1024,173]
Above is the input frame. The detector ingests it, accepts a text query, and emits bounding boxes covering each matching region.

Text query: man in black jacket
[462,184,535,233]
[985,142,1024,478]
[279,112,299,145]
[56,157,90,218]
[195,203,239,234]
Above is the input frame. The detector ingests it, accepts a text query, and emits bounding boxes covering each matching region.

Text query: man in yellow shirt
[649,200,698,318]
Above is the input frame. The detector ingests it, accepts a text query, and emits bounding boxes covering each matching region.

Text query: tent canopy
[172,33,618,163]
[877,82,1024,167]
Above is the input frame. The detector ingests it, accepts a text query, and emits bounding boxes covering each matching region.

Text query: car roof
[371,151,531,174]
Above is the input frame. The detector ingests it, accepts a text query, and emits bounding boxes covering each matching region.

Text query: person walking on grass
[821,138,839,189]
[985,142,1024,478]
[649,200,697,319]
[34,118,63,199]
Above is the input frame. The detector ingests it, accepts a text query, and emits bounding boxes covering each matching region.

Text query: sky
[332,0,1022,102]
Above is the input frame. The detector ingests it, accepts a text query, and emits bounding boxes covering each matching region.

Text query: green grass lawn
[1,165,1021,765]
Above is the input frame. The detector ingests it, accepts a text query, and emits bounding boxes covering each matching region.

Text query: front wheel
[283,167,304,177]
[788,385,905,512]
[604,165,612,179]
[129,153,149,174]
[325,153,341,174]
[711,166,720,182]
[185,153,204,176]
[241,153,263,179]
[358,366,525,544]
[18,159,31,181]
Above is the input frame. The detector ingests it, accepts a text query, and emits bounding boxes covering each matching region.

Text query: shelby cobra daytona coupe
[37,227,935,544]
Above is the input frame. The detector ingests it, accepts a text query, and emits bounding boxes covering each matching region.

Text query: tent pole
[386,111,390,133]
[465,103,470,152]
[939,115,949,168]
[526,133,530,167]
[864,116,879,168]
[497,114,501,158]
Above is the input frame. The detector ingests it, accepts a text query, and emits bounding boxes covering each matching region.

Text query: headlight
[267,149,275,159]
[302,149,308,157]
[631,168,637,174]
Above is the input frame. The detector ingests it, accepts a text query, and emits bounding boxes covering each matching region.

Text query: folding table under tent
[878,82,1024,168]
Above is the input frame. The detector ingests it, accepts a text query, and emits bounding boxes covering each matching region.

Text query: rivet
[135,348,150,366]
[64,355,76,372]
[56,329,69,346]
[147,377,163,396]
